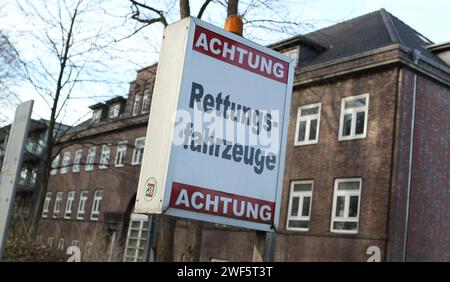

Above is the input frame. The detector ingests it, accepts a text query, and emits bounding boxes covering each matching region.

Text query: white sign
[135,17,294,232]
[0,100,34,260]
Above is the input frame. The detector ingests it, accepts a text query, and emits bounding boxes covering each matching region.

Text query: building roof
[88,102,107,110]
[274,9,448,70]
[105,96,127,105]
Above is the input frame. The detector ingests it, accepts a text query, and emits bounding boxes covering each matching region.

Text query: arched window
[132,86,142,116]
[141,88,151,113]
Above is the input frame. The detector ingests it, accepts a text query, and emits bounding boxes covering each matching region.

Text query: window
[42,192,52,218]
[53,192,63,218]
[286,181,313,231]
[123,213,149,262]
[50,154,60,175]
[85,147,96,171]
[141,89,151,113]
[115,141,127,167]
[30,168,37,186]
[60,151,71,174]
[92,109,102,122]
[47,237,54,247]
[73,149,83,172]
[132,95,141,116]
[64,191,75,219]
[339,94,369,141]
[99,145,111,169]
[109,103,121,118]
[294,103,321,146]
[91,190,103,220]
[331,178,362,234]
[57,238,65,250]
[132,137,145,165]
[19,166,28,185]
[284,47,299,67]
[77,191,88,220]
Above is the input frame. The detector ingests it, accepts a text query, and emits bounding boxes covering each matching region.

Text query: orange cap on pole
[224,15,243,36]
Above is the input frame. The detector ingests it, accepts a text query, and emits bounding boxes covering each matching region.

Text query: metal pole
[146,215,157,262]
[0,101,34,260]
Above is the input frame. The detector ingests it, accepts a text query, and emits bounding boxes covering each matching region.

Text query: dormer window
[92,109,102,122]
[109,103,121,118]
[284,47,299,68]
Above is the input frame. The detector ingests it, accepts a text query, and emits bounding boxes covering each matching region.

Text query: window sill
[338,135,367,142]
[285,227,309,232]
[330,229,359,235]
[294,141,319,147]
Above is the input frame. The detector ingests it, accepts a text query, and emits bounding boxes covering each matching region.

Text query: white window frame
[47,237,54,247]
[132,95,141,116]
[53,192,63,218]
[286,180,314,231]
[50,154,60,175]
[64,191,75,219]
[99,144,111,169]
[141,89,150,113]
[115,141,127,167]
[284,47,299,68]
[90,190,103,221]
[42,192,52,218]
[330,178,362,234]
[123,213,149,262]
[57,238,65,250]
[73,149,83,172]
[131,137,145,166]
[85,147,96,171]
[60,151,71,174]
[109,103,121,118]
[77,191,88,220]
[92,109,102,121]
[294,103,321,146]
[338,94,369,141]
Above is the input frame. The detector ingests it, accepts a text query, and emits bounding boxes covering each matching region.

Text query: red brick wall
[39,123,148,260]
[387,68,450,262]
[275,67,399,261]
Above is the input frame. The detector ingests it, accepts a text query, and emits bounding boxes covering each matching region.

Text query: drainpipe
[402,69,418,262]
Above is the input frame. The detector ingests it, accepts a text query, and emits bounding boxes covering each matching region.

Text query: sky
[0,0,449,127]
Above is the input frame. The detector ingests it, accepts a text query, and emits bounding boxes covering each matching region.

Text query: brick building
[38,64,157,261]
[38,9,449,261]
[0,119,69,220]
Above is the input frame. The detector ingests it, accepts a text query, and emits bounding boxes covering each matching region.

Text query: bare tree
[0,31,22,125]
[7,0,151,240]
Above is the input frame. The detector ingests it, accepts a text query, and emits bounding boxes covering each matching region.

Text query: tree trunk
[227,0,239,16]
[28,3,80,238]
[179,0,190,19]
[155,215,176,261]
[183,221,203,262]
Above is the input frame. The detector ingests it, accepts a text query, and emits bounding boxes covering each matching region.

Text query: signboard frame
[135,17,294,232]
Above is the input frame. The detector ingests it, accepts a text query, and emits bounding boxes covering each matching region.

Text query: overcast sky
[0,0,448,127]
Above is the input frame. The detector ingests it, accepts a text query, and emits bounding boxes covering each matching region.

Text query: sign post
[0,100,34,261]
[136,17,294,234]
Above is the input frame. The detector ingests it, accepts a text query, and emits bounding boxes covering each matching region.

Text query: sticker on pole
[135,17,294,232]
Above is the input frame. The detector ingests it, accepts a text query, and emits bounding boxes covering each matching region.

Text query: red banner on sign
[169,182,275,224]
[192,25,289,84]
